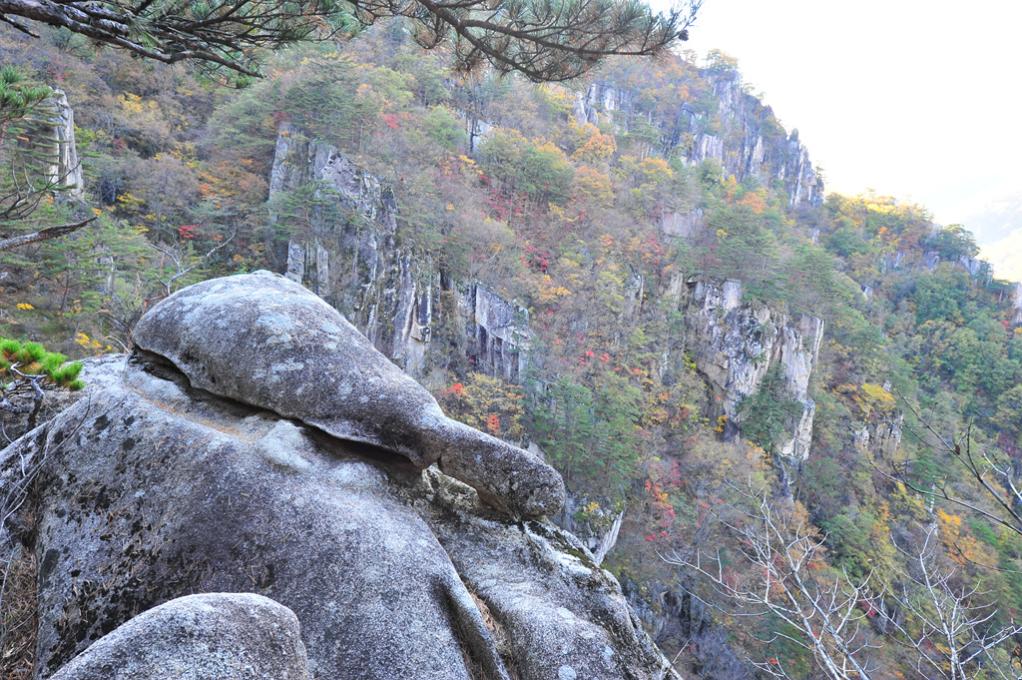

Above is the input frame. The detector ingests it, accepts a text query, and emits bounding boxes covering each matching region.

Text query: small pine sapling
[0,336,88,435]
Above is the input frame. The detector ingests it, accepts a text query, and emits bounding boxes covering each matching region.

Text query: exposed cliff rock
[1013,282,1022,326]
[659,209,705,239]
[50,594,310,680]
[680,278,824,461]
[466,283,530,382]
[270,124,529,381]
[47,91,83,197]
[576,69,823,209]
[555,491,625,566]
[1,273,680,680]
[852,412,904,461]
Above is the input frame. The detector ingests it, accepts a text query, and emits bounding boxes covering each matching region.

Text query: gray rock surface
[416,471,679,680]
[7,361,496,679]
[49,593,309,680]
[48,90,84,197]
[1014,282,1022,326]
[852,411,904,460]
[1,355,677,680]
[0,272,678,679]
[132,270,563,518]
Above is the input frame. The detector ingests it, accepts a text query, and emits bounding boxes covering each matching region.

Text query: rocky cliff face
[270,124,529,382]
[676,278,824,462]
[272,127,826,464]
[853,413,904,461]
[576,69,823,209]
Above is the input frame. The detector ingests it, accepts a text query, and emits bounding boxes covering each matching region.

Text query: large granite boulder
[50,593,309,680]
[132,271,563,519]
[0,272,680,680]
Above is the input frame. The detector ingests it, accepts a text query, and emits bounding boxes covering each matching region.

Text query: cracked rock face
[684,279,823,461]
[132,270,563,519]
[1,272,678,680]
[49,593,310,680]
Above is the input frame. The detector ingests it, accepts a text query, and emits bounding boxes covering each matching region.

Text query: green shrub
[40,352,67,375]
[0,338,20,357]
[739,367,804,453]
[14,341,45,363]
[0,336,85,389]
[51,361,83,385]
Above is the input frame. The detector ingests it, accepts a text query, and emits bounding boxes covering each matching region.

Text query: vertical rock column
[48,90,84,196]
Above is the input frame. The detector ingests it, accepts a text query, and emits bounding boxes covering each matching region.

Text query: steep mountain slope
[3,24,1022,678]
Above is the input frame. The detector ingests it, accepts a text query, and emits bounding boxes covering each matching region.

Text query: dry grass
[467,590,520,680]
[0,547,37,680]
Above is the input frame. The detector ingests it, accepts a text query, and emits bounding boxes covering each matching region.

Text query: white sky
[659,0,1022,275]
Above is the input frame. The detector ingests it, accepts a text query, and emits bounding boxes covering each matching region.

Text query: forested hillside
[3,21,1022,679]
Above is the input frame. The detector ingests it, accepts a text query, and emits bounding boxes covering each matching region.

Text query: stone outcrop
[659,209,705,239]
[269,125,529,381]
[132,271,561,518]
[1,272,678,680]
[465,283,530,382]
[576,69,823,209]
[50,594,310,680]
[681,278,824,461]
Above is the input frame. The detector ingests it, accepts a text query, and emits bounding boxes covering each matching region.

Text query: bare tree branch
[666,480,1022,679]
[148,229,237,296]
[870,525,1022,680]
[664,489,878,680]
[885,395,1022,540]
[0,216,93,252]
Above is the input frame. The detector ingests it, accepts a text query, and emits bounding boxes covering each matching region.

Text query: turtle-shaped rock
[132,271,564,518]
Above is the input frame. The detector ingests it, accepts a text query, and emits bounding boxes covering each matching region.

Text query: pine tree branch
[0,0,700,79]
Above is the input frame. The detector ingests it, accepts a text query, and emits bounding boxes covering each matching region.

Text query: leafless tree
[148,230,237,297]
[665,489,879,680]
[667,482,1022,679]
[868,524,1022,680]
[887,398,1022,542]
[0,0,700,80]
